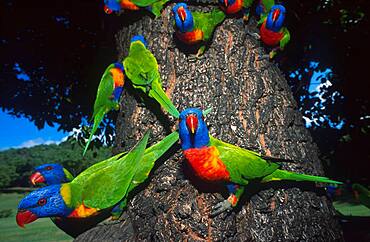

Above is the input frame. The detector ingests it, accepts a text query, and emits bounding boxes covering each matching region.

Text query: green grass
[334,200,370,217]
[0,193,72,242]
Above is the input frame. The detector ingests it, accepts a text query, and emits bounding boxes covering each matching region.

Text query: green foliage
[0,141,111,188]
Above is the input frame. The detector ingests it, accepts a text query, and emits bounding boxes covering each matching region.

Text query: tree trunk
[75,4,343,241]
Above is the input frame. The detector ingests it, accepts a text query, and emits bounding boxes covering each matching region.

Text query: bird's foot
[114,103,121,111]
[210,199,233,217]
[167,42,177,51]
[246,29,260,40]
[243,14,250,24]
[188,53,205,62]
[257,54,270,61]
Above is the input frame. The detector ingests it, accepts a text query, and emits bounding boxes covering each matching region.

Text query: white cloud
[16,137,66,149]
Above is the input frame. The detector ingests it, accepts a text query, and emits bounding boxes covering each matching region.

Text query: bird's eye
[37,198,47,206]
[45,166,53,171]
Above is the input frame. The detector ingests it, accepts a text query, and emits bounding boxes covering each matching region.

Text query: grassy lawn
[0,193,72,242]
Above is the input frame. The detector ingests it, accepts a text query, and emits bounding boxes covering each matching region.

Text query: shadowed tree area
[1,0,369,241]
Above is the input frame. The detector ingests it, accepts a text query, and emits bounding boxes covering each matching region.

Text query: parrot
[257,4,290,59]
[255,0,274,19]
[83,62,125,156]
[123,35,180,118]
[178,107,342,216]
[30,163,74,186]
[352,183,370,209]
[103,0,170,17]
[172,3,226,61]
[16,130,180,227]
[218,0,253,22]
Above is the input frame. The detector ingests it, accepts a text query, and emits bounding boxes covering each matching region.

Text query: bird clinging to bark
[178,107,342,216]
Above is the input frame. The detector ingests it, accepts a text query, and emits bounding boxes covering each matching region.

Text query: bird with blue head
[172,3,226,61]
[103,0,139,15]
[219,0,253,22]
[258,4,290,59]
[16,129,180,227]
[123,35,180,117]
[83,61,125,156]
[178,107,341,216]
[16,184,74,227]
[30,163,74,186]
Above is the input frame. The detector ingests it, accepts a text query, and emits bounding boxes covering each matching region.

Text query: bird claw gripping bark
[210,199,233,217]
[188,54,205,62]
[246,29,261,40]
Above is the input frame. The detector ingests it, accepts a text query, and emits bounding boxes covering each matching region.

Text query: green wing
[131,0,170,17]
[193,9,225,41]
[280,27,290,50]
[259,0,274,14]
[257,15,267,26]
[131,0,158,6]
[63,168,74,181]
[123,41,158,89]
[149,80,180,118]
[242,0,254,8]
[72,131,150,210]
[209,136,279,184]
[127,131,179,193]
[83,63,118,156]
[123,41,180,118]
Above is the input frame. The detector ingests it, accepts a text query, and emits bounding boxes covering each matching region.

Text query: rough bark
[76,4,343,241]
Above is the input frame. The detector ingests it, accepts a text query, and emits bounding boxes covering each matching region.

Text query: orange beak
[29,172,45,186]
[186,114,198,134]
[178,7,186,22]
[16,210,38,228]
[272,9,280,22]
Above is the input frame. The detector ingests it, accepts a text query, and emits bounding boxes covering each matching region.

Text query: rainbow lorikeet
[352,183,370,209]
[30,164,74,186]
[172,3,226,61]
[257,4,290,59]
[17,130,179,227]
[219,0,253,22]
[255,0,274,18]
[123,35,180,118]
[104,0,169,17]
[83,62,125,156]
[178,108,342,216]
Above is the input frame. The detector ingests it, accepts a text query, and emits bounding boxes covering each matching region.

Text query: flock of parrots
[105,0,290,60]
[16,0,339,234]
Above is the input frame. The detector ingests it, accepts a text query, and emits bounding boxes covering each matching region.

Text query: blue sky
[0,111,67,150]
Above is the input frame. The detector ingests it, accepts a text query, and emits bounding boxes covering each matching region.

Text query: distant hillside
[0,141,111,188]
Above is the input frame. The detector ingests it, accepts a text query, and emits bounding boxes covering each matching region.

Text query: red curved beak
[29,172,45,185]
[224,0,228,7]
[272,9,280,22]
[186,114,198,134]
[16,210,38,228]
[104,5,113,14]
[177,7,186,22]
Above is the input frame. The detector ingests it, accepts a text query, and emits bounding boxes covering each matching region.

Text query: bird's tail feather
[262,169,342,184]
[211,9,226,25]
[83,109,106,156]
[150,80,180,118]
